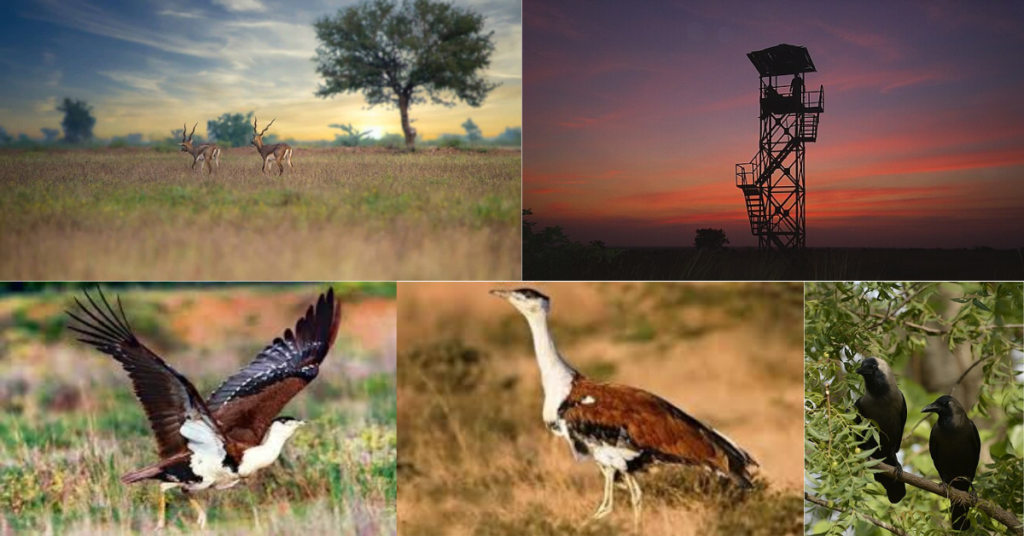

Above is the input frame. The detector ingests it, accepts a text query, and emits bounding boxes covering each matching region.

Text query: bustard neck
[525,313,575,421]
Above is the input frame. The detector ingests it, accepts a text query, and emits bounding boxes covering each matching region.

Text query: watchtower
[735,44,823,250]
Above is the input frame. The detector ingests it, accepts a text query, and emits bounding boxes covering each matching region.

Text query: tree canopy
[805,282,1023,535]
[57,98,95,144]
[313,0,497,149]
[694,228,730,250]
[207,112,254,148]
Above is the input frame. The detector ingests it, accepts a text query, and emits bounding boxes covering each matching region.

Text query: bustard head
[265,416,305,443]
[490,288,551,317]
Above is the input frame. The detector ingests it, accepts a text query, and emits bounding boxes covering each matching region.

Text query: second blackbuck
[251,117,293,175]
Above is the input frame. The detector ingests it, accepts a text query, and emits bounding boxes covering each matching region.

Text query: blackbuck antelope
[251,117,293,175]
[179,123,220,174]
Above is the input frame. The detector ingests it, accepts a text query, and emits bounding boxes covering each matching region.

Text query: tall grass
[0,148,521,280]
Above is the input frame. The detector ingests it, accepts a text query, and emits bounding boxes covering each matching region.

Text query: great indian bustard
[491,288,758,531]
[67,287,341,529]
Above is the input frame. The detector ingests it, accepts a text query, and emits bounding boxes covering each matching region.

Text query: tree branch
[874,461,1023,534]
[804,492,907,536]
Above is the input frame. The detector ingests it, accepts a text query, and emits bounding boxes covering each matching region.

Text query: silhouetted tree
[694,228,730,250]
[461,118,482,143]
[313,0,497,150]
[57,98,95,144]
[0,126,11,145]
[330,123,372,147]
[207,112,254,148]
[41,128,60,143]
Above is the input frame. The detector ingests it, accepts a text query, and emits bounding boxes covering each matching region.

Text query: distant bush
[694,228,730,250]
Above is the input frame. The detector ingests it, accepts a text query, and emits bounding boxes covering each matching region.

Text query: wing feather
[67,288,221,459]
[561,378,757,486]
[208,289,341,443]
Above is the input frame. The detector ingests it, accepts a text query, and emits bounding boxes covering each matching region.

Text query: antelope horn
[253,117,259,135]
[259,118,275,137]
[189,122,197,142]
[181,123,187,143]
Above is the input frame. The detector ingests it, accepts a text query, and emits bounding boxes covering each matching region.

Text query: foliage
[522,209,623,274]
[0,125,11,144]
[57,98,96,144]
[494,126,522,146]
[330,123,373,147]
[313,0,497,149]
[694,228,730,250]
[805,282,1023,535]
[207,111,255,148]
[461,118,482,143]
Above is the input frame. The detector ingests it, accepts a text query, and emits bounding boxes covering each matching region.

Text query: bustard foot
[624,473,643,534]
[586,464,616,524]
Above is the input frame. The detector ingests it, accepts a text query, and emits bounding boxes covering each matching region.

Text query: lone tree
[313,0,497,150]
[694,228,730,250]
[461,118,482,143]
[207,112,254,148]
[57,98,95,144]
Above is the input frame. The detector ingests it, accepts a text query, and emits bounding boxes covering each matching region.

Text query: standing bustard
[491,288,758,530]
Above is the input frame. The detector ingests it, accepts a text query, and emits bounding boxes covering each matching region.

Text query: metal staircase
[734,44,824,251]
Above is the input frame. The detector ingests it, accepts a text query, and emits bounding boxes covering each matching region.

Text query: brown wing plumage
[561,377,757,486]
[208,288,341,446]
[67,288,219,460]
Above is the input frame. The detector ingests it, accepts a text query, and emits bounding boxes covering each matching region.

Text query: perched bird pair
[853,357,981,531]
[491,288,758,532]
[67,288,341,529]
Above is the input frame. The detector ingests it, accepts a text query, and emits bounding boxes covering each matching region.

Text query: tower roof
[747,44,816,77]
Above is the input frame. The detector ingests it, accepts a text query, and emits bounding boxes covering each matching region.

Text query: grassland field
[0,147,521,281]
[0,285,397,534]
[398,282,805,536]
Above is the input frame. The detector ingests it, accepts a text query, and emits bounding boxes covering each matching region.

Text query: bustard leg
[188,495,207,528]
[156,483,175,530]
[624,473,643,533]
[590,464,616,521]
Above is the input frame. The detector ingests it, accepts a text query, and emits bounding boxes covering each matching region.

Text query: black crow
[854,357,907,503]
[923,395,981,531]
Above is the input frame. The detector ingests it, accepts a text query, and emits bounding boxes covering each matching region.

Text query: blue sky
[0,0,521,141]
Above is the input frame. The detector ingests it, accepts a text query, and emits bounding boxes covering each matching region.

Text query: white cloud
[213,0,267,13]
[157,10,203,19]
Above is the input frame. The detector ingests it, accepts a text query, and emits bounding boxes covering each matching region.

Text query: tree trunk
[399,94,415,151]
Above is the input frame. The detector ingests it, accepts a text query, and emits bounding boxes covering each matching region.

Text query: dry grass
[397,283,805,536]
[0,147,521,280]
[0,285,397,534]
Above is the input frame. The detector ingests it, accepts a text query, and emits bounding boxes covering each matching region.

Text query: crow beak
[489,289,512,300]
[855,365,868,375]
[921,402,940,414]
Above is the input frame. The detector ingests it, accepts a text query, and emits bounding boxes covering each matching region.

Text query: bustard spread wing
[207,288,341,446]
[67,288,222,460]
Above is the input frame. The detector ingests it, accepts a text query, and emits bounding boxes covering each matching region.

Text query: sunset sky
[0,0,521,142]
[525,1,1024,248]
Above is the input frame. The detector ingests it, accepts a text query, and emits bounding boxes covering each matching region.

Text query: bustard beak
[489,289,512,299]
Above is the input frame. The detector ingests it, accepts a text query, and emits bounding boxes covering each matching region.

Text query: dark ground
[524,247,1024,281]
